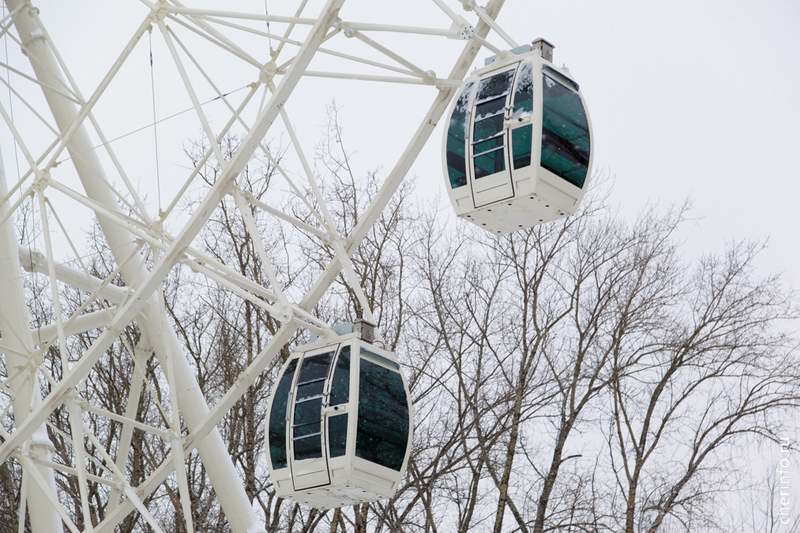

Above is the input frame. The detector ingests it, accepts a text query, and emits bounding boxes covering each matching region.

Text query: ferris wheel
[0,1,592,531]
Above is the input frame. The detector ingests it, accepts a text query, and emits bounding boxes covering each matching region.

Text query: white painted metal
[1,148,63,533]
[3,2,278,531]
[0,0,513,529]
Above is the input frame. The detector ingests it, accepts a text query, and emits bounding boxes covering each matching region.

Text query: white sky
[4,0,799,288]
[493,0,800,290]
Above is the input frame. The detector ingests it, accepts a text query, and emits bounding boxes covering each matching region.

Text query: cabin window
[473,149,505,179]
[268,359,297,469]
[292,352,334,461]
[476,68,514,101]
[329,345,350,406]
[326,345,351,458]
[328,413,348,458]
[472,69,514,180]
[356,359,409,471]
[541,73,590,188]
[510,62,533,170]
[512,62,533,119]
[512,125,532,169]
[446,81,474,189]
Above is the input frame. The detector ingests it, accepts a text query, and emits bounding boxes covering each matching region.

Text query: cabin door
[469,65,519,207]
[289,348,337,491]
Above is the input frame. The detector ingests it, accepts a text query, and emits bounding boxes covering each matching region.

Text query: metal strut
[0,0,509,530]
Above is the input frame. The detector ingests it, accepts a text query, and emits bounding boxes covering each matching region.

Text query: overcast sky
[492,0,800,289]
[6,0,799,289]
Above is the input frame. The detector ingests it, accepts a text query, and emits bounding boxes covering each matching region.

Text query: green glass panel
[294,397,322,427]
[361,348,400,370]
[294,435,322,461]
[475,98,505,121]
[296,380,324,401]
[356,359,409,471]
[446,81,475,189]
[268,359,297,470]
[473,114,504,143]
[473,136,504,156]
[473,150,505,179]
[476,69,514,102]
[469,69,517,181]
[446,139,467,189]
[294,421,321,438]
[512,62,533,118]
[293,392,323,460]
[541,73,590,188]
[328,413,348,458]
[330,345,350,406]
[512,125,532,169]
[297,351,333,384]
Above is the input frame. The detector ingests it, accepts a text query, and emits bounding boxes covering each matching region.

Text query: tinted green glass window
[472,69,514,180]
[329,345,350,406]
[475,98,506,123]
[476,69,514,101]
[296,380,324,401]
[356,359,409,471]
[512,62,533,119]
[446,81,475,189]
[328,413,348,458]
[511,62,533,170]
[361,349,400,370]
[473,114,505,144]
[297,351,334,384]
[268,359,297,470]
[473,136,503,155]
[294,397,322,427]
[294,435,322,461]
[292,352,333,461]
[512,125,532,169]
[294,421,321,438]
[474,150,505,179]
[541,73,590,188]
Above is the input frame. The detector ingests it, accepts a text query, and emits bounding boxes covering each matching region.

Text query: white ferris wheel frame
[0,0,515,531]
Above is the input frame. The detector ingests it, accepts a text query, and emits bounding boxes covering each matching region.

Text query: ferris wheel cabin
[443,38,593,234]
[265,323,413,509]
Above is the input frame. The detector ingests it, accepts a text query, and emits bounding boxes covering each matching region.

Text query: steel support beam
[0,147,63,533]
[173,0,510,461]
[0,1,509,531]
[2,0,344,531]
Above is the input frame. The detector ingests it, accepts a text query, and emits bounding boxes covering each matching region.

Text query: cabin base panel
[460,190,576,235]
[271,460,399,509]
[277,475,396,510]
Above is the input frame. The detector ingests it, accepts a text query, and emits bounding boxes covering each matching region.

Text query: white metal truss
[0,0,512,531]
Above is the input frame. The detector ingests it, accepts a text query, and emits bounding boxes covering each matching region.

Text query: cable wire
[149,29,162,213]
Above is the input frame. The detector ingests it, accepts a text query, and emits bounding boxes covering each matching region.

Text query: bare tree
[9,112,797,533]
[607,240,800,533]
[733,462,800,533]
[409,185,800,533]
